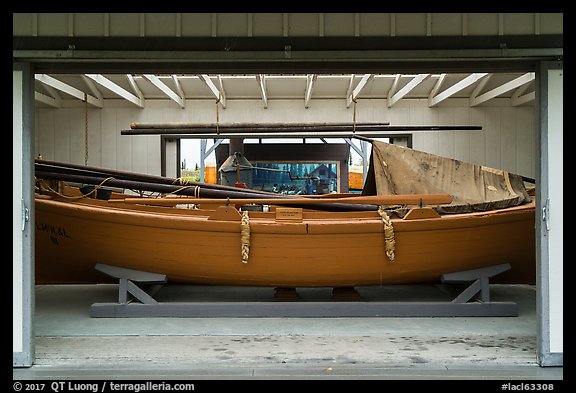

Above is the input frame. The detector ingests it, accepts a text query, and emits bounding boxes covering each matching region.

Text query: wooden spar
[110,194,453,207]
[130,122,390,129]
[34,170,378,212]
[35,159,272,195]
[35,170,279,200]
[121,125,482,136]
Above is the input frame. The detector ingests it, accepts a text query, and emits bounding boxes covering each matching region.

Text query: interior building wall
[35,98,535,179]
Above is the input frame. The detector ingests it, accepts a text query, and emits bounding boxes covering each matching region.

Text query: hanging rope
[84,93,89,166]
[240,210,250,264]
[352,97,357,132]
[377,206,396,262]
[215,95,221,135]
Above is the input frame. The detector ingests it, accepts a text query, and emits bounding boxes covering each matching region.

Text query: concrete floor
[13,284,563,380]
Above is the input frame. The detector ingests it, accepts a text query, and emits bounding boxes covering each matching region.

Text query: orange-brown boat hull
[34,197,536,286]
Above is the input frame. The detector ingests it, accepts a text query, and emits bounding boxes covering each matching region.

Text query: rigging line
[352,97,357,132]
[215,95,221,135]
[84,93,88,166]
[36,176,115,200]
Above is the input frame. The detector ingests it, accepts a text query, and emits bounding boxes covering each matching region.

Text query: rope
[167,184,202,196]
[240,210,250,264]
[352,97,357,132]
[84,93,89,166]
[377,205,396,262]
[36,176,114,200]
[215,96,221,135]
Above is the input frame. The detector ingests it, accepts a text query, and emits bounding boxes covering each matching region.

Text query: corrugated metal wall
[14,13,562,37]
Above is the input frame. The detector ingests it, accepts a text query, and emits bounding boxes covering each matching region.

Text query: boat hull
[34,197,536,286]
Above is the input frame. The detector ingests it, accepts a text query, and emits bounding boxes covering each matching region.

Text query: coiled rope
[240,210,250,264]
[377,206,395,262]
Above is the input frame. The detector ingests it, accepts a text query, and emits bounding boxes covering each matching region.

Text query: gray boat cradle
[90,263,518,318]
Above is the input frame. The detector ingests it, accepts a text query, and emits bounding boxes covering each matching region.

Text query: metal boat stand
[90,262,518,318]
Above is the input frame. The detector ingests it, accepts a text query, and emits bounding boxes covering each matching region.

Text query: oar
[109,193,453,207]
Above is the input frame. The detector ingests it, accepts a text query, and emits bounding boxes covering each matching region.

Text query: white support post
[360,140,369,184]
[344,138,369,186]
[200,138,225,182]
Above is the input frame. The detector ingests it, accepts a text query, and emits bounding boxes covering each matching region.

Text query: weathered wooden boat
[34,141,535,286]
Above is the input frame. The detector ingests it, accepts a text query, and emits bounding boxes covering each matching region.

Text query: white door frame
[536,60,563,367]
[12,56,563,368]
[13,62,35,367]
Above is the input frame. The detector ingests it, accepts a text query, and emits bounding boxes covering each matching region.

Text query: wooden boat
[34,141,536,286]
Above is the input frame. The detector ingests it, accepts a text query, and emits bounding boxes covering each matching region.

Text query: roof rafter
[511,83,535,106]
[199,74,226,108]
[470,72,535,107]
[304,74,317,109]
[345,74,355,98]
[428,73,488,107]
[172,75,185,102]
[36,81,62,108]
[346,74,373,108]
[84,74,143,108]
[427,73,446,105]
[387,74,401,101]
[511,91,536,106]
[143,74,185,109]
[255,74,268,109]
[80,75,104,102]
[35,91,60,108]
[388,74,430,107]
[126,74,145,104]
[35,74,102,108]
